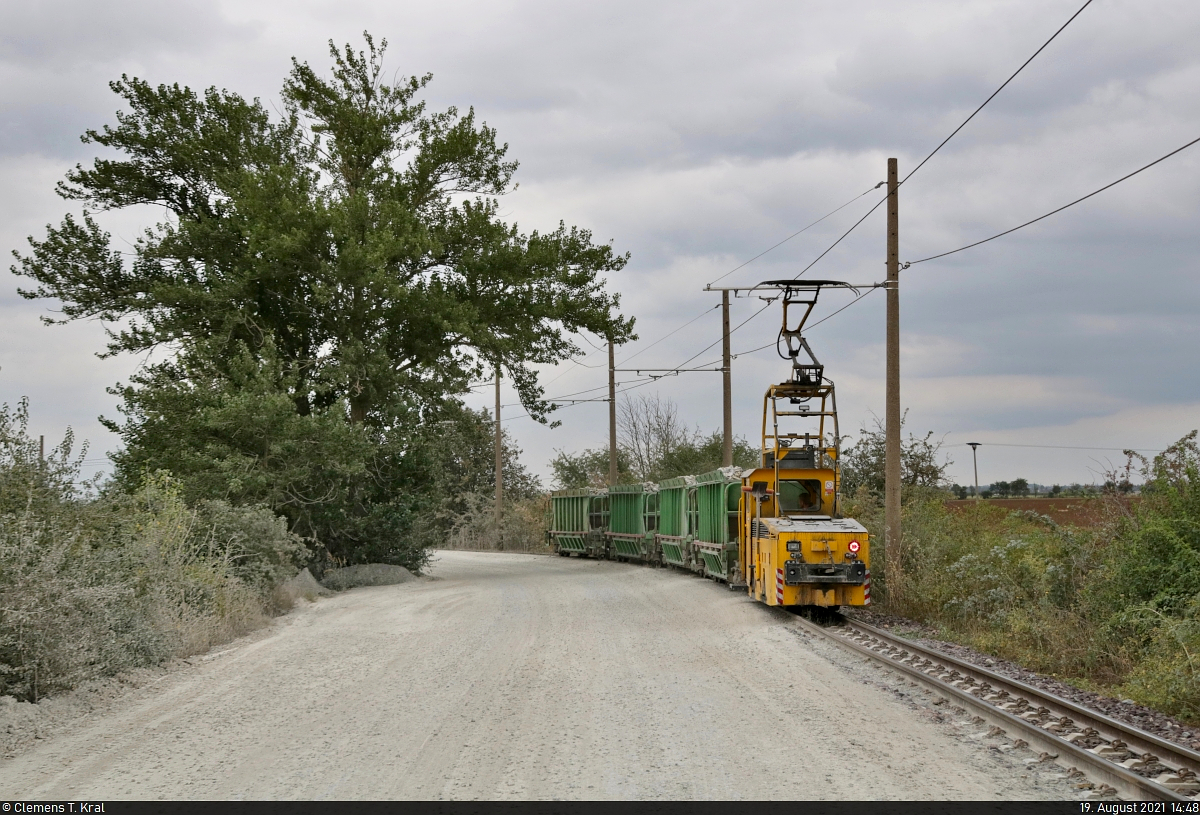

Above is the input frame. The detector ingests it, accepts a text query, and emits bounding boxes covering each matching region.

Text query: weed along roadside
[843,429,1200,727]
[0,398,416,719]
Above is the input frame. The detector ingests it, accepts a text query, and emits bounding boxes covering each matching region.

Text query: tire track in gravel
[0,551,1081,800]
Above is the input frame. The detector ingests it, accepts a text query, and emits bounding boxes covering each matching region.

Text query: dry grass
[0,478,301,701]
[440,493,551,554]
[0,400,306,701]
[848,475,1200,724]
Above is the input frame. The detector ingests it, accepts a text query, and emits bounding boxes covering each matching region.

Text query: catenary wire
[618,304,719,365]
[776,0,1097,281]
[515,287,875,417]
[500,374,666,423]
[502,276,875,422]
[732,287,880,358]
[905,133,1200,265]
[501,378,654,409]
[791,199,886,279]
[668,299,776,371]
[949,442,1163,452]
[494,305,719,410]
[537,302,719,394]
[510,2,1095,410]
[901,0,1096,186]
[706,186,884,287]
[503,2,1099,423]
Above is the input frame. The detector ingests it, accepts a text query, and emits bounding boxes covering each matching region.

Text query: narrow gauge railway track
[789,611,1200,802]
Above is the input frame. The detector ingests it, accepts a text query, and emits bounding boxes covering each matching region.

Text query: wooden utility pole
[608,338,618,485]
[494,367,504,549]
[721,291,733,467]
[885,157,902,594]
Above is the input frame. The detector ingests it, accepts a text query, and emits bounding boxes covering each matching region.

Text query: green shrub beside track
[848,431,1200,724]
[0,400,305,702]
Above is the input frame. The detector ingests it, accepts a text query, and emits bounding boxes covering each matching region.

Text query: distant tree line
[550,394,759,488]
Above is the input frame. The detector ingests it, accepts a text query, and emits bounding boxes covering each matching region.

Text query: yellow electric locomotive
[548,280,871,610]
[738,281,870,609]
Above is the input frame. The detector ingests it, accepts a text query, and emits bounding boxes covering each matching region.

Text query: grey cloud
[0,0,253,67]
[4,0,1200,485]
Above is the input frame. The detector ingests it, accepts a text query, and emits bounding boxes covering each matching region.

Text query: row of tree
[550,394,760,487]
[551,399,958,493]
[12,35,628,571]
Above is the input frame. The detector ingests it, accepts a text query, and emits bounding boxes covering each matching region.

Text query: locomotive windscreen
[777,479,822,513]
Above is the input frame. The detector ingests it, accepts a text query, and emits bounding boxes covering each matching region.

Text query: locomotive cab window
[778,479,822,514]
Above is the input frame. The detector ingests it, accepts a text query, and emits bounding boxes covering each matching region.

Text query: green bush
[0,401,305,701]
[852,430,1200,722]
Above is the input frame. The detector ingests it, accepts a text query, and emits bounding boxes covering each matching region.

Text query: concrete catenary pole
[722,291,733,467]
[968,442,981,497]
[494,367,504,549]
[608,338,618,485]
[885,157,902,595]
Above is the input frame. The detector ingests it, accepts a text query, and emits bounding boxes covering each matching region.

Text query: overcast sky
[2,0,1198,488]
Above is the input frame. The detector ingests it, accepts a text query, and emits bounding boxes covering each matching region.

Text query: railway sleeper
[1156,771,1200,793]
[808,616,1200,800]
[1089,740,1130,759]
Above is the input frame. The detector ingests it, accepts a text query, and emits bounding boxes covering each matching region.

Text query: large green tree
[15,34,633,423]
[12,35,634,567]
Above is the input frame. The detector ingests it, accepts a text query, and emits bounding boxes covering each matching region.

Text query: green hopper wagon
[694,468,743,583]
[549,488,608,557]
[656,475,699,571]
[607,483,659,563]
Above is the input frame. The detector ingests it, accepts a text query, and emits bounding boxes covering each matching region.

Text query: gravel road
[0,551,1078,800]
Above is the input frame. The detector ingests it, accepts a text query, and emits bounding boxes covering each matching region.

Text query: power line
[905,133,1200,266]
[618,304,719,365]
[671,299,776,371]
[706,185,884,287]
[780,0,1097,282]
[902,0,1096,185]
[950,442,1162,453]
[731,287,880,358]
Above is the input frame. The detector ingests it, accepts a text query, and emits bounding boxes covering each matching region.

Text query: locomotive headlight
[786,541,801,552]
[848,540,861,554]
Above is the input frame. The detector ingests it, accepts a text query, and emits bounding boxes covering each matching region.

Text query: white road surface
[0,550,1076,800]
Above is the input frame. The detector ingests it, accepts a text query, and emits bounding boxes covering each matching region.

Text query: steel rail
[840,614,1200,779]
[786,611,1193,802]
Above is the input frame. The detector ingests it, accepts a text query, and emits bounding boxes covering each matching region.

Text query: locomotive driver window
[778,479,822,513]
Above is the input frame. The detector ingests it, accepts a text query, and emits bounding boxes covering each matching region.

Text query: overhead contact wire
[707,186,883,286]
[672,299,776,370]
[906,133,1200,265]
[732,288,879,358]
[901,0,1096,186]
[782,0,1097,280]
[618,304,719,365]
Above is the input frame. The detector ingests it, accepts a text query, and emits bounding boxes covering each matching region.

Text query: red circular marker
[848,540,861,553]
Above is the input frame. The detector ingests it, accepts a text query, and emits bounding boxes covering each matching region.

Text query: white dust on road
[0,550,1076,799]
